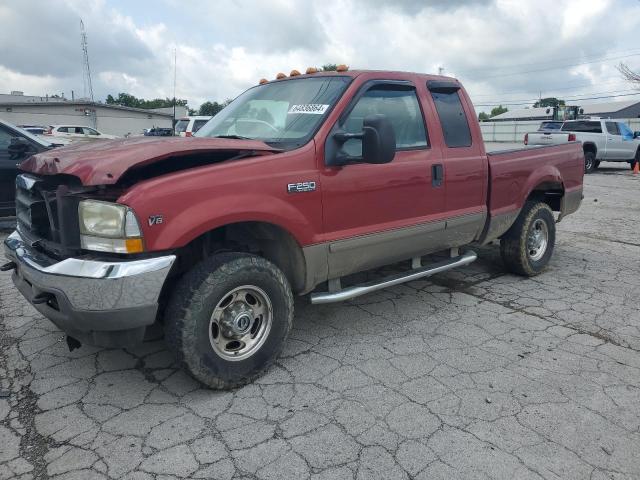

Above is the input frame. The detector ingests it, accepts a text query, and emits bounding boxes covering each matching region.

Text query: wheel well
[527,182,564,211]
[583,143,597,156]
[169,222,306,294]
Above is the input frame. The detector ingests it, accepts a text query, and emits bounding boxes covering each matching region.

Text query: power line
[459,49,640,76]
[473,91,640,107]
[473,88,640,105]
[469,80,631,97]
[465,53,640,80]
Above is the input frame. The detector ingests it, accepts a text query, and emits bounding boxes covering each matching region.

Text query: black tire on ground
[584,151,596,174]
[500,201,556,277]
[164,252,293,389]
[594,160,600,170]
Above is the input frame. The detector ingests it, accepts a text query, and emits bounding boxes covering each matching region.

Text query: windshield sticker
[288,104,330,115]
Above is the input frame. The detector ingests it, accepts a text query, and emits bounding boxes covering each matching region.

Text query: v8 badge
[148,215,164,226]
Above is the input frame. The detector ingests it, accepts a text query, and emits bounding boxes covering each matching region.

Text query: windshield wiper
[213,135,253,140]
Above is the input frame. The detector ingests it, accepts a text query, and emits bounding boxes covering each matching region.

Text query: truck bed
[486,142,584,220]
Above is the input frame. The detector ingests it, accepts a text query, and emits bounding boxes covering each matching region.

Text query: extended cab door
[320,80,448,278]
[425,81,487,244]
[604,121,625,160]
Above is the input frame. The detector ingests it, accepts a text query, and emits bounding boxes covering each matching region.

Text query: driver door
[320,81,448,278]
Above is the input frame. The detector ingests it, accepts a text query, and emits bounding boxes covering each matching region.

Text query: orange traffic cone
[634,162,639,175]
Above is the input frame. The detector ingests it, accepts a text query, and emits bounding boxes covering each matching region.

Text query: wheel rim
[209,285,273,361]
[527,219,549,262]
[585,156,593,171]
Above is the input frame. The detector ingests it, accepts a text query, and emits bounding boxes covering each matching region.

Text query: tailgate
[527,132,569,145]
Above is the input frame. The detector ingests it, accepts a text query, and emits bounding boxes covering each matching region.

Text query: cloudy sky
[1,0,639,114]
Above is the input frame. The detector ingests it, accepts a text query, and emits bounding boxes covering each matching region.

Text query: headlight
[79,200,144,253]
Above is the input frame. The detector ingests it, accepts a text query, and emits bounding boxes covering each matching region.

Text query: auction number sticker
[288,104,329,114]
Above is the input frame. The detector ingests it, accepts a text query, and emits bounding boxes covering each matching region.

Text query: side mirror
[634,131,640,139]
[8,137,32,160]
[327,114,396,166]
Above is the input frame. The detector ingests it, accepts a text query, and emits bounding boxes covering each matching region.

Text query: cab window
[430,89,472,148]
[606,122,620,135]
[341,85,428,157]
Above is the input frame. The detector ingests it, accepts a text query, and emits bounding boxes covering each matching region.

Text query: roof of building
[489,99,640,121]
[0,99,175,117]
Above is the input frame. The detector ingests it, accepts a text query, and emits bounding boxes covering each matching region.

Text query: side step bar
[310,250,477,304]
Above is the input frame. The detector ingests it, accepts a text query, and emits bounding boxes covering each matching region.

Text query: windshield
[196,76,351,148]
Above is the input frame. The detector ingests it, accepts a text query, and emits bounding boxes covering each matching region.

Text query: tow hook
[66,336,82,352]
[0,261,16,272]
[32,292,55,305]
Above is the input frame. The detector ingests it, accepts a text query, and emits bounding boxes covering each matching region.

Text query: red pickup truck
[3,70,584,388]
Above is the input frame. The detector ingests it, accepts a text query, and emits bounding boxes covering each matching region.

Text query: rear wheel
[584,151,596,173]
[500,202,556,276]
[165,253,293,389]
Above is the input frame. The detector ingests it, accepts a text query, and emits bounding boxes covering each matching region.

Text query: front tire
[584,151,596,174]
[165,253,293,389]
[500,202,556,276]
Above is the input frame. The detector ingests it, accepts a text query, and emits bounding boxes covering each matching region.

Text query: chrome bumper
[3,230,175,346]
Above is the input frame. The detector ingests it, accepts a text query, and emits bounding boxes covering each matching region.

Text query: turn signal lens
[125,238,145,254]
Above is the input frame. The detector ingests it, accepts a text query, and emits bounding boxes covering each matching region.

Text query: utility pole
[172,48,177,133]
[80,19,96,128]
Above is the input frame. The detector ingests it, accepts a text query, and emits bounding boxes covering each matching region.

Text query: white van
[174,116,212,137]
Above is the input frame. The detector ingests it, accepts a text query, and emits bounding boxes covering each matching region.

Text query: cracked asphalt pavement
[1,164,640,479]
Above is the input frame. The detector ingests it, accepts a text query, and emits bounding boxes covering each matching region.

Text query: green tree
[105,92,188,109]
[198,99,233,116]
[321,64,338,71]
[478,112,490,121]
[490,105,508,117]
[533,97,565,108]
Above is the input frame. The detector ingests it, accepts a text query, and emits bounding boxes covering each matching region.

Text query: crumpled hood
[20,136,280,185]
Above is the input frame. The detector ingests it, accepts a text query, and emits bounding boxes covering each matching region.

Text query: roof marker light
[336,64,349,72]
[290,69,301,76]
[259,78,268,84]
[306,67,318,74]
[276,72,287,79]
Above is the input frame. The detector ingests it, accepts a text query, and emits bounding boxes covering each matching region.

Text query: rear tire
[165,252,293,389]
[584,151,596,174]
[500,202,556,277]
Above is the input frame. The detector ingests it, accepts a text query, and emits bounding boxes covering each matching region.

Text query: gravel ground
[1,163,639,479]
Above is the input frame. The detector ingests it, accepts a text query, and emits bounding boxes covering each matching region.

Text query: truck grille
[14,174,82,258]
[15,183,55,240]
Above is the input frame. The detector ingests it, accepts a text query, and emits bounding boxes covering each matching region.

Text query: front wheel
[584,151,597,174]
[164,253,293,389]
[500,202,556,276]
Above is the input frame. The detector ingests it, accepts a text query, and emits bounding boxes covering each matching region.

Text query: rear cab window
[175,120,189,134]
[192,120,208,133]
[561,121,602,133]
[428,82,472,148]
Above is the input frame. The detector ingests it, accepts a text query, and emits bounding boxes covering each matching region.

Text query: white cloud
[1,0,639,112]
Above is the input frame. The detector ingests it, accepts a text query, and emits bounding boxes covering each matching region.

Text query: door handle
[432,164,444,187]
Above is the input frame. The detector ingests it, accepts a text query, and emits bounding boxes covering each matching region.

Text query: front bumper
[3,230,175,347]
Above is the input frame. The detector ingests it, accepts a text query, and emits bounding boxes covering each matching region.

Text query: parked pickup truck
[525,119,640,173]
[3,70,584,389]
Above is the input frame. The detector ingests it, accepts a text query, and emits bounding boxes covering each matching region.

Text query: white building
[0,95,189,136]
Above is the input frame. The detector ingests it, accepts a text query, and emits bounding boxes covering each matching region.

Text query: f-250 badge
[148,215,164,226]
[287,181,316,194]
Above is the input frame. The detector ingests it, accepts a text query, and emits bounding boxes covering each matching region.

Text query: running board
[310,250,477,304]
